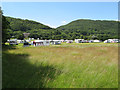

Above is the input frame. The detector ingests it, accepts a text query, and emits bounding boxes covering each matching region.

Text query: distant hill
[6,16,54,39]
[56,19,118,40]
[6,16,119,40]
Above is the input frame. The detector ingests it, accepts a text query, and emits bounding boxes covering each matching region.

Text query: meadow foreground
[2,43,118,88]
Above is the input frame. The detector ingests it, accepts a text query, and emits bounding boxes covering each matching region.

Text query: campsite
[1,2,119,89]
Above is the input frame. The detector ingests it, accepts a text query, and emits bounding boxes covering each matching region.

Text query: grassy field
[2,43,118,88]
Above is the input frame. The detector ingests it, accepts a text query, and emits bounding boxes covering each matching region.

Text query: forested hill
[6,16,119,40]
[56,19,118,40]
[6,16,55,39]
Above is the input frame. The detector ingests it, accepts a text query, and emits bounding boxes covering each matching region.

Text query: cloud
[61,21,67,25]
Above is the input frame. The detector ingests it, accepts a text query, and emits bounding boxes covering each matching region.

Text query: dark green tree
[1,10,10,44]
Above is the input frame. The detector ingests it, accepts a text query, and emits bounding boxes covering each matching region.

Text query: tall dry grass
[3,43,118,88]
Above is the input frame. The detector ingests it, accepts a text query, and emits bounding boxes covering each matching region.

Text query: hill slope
[6,16,119,40]
[6,16,55,39]
[56,19,118,40]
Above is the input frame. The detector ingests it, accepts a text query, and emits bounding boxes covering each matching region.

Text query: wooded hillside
[57,19,118,40]
[6,16,119,41]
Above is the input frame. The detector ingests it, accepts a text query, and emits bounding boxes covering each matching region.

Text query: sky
[1,2,118,28]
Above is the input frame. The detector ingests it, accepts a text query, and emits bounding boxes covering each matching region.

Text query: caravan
[75,39,84,43]
[50,40,61,45]
[8,39,18,45]
[34,40,50,46]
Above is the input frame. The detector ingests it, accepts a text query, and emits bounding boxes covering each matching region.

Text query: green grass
[2,43,118,88]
